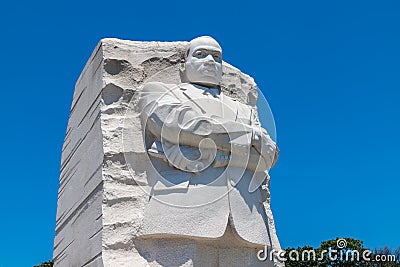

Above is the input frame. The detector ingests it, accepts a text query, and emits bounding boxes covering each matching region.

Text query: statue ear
[179,60,186,72]
[179,60,188,83]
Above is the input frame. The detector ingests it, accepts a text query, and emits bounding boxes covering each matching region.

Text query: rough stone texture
[53,38,282,266]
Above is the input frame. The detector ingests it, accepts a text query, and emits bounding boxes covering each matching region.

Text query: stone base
[104,223,275,267]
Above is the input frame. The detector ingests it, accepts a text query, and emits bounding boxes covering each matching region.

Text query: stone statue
[53,36,283,267]
[138,36,280,251]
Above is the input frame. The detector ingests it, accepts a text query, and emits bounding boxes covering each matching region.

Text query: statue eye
[214,54,222,61]
[194,50,204,57]
[211,52,221,61]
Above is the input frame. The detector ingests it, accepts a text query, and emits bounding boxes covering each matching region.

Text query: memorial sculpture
[53,36,283,266]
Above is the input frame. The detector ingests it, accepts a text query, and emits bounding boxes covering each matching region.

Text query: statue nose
[205,54,215,62]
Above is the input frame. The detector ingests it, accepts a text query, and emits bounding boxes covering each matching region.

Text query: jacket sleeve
[249,106,279,168]
[138,82,254,154]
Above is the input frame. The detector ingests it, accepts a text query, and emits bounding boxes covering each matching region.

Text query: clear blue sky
[0,0,399,266]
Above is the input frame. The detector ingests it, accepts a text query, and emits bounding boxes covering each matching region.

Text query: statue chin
[190,79,220,88]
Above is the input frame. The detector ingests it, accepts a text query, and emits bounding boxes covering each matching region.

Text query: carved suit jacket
[137,82,276,247]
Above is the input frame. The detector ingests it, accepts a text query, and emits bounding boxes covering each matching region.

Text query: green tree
[317,237,368,267]
[371,246,399,267]
[285,238,400,267]
[34,260,53,267]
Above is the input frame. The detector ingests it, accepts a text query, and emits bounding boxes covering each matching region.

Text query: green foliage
[317,237,368,267]
[34,260,53,267]
[284,238,400,267]
[370,246,400,267]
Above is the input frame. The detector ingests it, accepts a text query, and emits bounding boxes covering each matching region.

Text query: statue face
[184,36,222,87]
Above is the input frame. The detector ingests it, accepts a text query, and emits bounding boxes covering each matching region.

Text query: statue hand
[252,127,278,169]
[163,142,215,173]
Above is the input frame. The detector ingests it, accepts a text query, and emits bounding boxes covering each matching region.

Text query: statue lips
[200,63,218,76]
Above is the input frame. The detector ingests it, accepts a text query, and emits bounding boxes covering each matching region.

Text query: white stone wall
[54,41,104,266]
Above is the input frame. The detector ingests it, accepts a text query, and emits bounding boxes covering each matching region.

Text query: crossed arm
[139,82,278,172]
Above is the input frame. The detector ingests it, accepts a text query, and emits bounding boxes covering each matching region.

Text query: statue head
[181,36,222,88]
